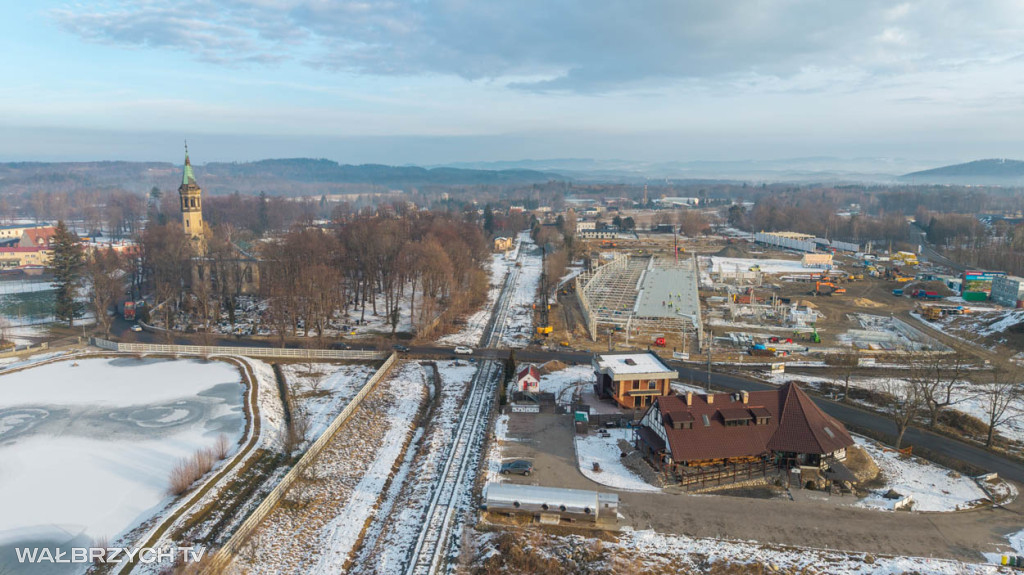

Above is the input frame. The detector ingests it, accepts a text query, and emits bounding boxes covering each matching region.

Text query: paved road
[107,316,1024,482]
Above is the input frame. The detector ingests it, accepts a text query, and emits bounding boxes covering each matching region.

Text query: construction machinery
[814,281,838,296]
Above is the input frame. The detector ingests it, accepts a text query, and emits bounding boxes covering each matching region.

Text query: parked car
[130,324,143,332]
[392,344,410,352]
[454,346,473,355]
[500,460,534,476]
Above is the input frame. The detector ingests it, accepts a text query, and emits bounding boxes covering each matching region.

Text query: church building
[179,147,260,296]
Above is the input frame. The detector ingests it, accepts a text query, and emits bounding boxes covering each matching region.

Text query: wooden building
[636,382,854,490]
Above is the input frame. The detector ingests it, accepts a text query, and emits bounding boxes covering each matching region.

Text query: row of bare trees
[260,212,489,344]
[827,352,1023,449]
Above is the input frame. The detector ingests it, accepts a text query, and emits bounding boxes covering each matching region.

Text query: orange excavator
[815,281,845,296]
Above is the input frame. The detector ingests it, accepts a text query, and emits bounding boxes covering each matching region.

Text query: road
[108,311,1024,485]
[911,224,966,273]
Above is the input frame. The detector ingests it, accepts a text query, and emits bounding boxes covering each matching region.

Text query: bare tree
[880,374,923,449]
[914,353,973,429]
[83,247,124,337]
[825,353,859,403]
[980,366,1023,448]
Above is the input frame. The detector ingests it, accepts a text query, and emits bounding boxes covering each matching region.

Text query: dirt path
[498,412,1023,564]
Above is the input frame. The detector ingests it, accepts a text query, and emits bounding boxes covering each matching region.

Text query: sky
[4,1,1024,166]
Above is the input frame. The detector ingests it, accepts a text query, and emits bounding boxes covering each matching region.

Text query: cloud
[51,0,1024,93]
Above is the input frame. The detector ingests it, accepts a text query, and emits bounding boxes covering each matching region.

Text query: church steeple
[182,142,196,187]
[179,141,205,254]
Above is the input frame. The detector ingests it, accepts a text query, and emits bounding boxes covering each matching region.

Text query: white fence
[200,352,398,573]
[90,338,386,361]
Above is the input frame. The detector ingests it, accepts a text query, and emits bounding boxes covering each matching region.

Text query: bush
[213,434,231,460]
[168,457,200,495]
[168,446,222,495]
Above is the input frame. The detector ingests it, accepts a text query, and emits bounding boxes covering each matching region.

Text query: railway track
[403,242,524,575]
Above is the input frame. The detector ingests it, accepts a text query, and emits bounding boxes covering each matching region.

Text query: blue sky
[5,1,1024,165]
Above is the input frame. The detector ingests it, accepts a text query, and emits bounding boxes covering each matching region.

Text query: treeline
[923,211,1024,275]
[728,194,911,243]
[260,212,489,343]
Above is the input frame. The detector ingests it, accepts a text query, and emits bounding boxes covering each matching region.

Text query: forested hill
[0,158,564,196]
[899,159,1024,185]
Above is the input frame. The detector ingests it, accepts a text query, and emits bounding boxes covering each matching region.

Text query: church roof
[182,150,197,187]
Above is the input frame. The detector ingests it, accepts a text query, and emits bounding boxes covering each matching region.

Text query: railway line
[403,242,524,575]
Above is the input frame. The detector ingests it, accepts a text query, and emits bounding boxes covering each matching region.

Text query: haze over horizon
[6,1,1024,166]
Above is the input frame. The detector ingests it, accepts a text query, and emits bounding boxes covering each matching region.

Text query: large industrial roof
[634,266,700,320]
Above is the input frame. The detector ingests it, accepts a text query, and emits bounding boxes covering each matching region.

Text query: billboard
[961,271,1006,294]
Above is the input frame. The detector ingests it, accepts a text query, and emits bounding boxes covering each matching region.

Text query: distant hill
[0,159,564,196]
[899,159,1024,185]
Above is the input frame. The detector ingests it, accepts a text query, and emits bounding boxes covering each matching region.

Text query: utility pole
[705,329,712,391]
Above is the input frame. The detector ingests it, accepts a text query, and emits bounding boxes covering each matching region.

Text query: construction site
[545,225,967,362]
[571,253,703,354]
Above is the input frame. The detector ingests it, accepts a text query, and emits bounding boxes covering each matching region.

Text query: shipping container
[962,291,988,302]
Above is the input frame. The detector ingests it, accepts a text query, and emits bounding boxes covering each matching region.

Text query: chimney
[685,392,693,406]
[705,393,714,405]
[742,391,749,405]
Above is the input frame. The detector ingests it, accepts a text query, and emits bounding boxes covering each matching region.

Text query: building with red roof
[636,382,854,487]
[517,364,540,393]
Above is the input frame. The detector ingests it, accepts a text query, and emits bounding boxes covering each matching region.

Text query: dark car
[392,344,410,352]
[500,460,534,476]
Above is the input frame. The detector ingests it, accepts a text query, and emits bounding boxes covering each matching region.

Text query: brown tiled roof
[718,407,753,422]
[767,381,853,455]
[646,382,852,463]
[21,227,56,247]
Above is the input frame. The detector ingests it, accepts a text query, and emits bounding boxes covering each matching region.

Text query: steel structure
[575,255,703,346]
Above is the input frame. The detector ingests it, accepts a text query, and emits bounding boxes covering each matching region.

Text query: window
[632,380,639,390]
[823,426,835,439]
[648,380,657,390]
[701,414,710,427]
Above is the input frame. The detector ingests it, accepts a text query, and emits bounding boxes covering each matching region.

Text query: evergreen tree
[483,204,495,236]
[257,191,270,236]
[48,221,85,327]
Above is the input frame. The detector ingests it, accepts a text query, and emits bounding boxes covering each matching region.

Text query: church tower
[178,144,205,254]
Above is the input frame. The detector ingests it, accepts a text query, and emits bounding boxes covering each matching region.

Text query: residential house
[517,365,540,393]
[592,352,677,410]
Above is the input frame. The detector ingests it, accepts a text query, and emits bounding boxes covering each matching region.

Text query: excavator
[814,281,845,296]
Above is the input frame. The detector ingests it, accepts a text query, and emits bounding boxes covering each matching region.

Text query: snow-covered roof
[593,352,676,380]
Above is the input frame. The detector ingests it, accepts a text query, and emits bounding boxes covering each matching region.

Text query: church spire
[182,140,196,186]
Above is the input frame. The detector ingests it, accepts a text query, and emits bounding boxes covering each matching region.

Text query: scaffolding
[576,254,703,346]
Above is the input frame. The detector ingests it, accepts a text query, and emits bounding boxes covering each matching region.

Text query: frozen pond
[0,357,245,574]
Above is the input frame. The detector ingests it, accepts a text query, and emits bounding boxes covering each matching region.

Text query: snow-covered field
[501,231,542,348]
[575,428,660,492]
[853,437,988,512]
[706,256,826,274]
[0,357,244,573]
[532,363,594,404]
[280,362,376,443]
[234,361,425,574]
[983,528,1024,565]
[309,364,424,574]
